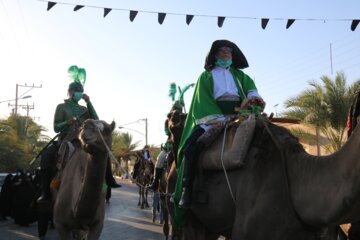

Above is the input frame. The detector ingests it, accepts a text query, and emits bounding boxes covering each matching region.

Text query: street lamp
[0,95,32,104]
[274,104,279,117]
[118,118,148,146]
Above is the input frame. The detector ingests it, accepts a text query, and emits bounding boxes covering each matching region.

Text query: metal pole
[330,43,333,75]
[15,84,18,116]
[145,118,148,146]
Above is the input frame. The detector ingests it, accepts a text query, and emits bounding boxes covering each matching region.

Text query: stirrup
[147,181,158,191]
[178,189,192,209]
[37,193,51,203]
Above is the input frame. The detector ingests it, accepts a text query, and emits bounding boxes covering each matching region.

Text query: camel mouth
[79,131,98,145]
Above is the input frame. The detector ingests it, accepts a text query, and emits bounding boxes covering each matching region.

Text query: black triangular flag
[73,5,84,11]
[129,11,138,22]
[286,19,295,29]
[47,2,57,11]
[103,8,112,18]
[186,15,194,25]
[261,18,269,29]
[351,19,360,31]
[218,16,225,28]
[158,13,166,25]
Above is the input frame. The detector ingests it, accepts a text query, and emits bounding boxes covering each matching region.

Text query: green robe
[173,67,257,227]
[53,99,98,139]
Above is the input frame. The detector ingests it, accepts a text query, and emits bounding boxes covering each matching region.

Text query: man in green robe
[37,77,120,203]
[173,40,265,226]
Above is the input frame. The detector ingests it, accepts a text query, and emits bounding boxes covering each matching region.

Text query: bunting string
[40,0,360,31]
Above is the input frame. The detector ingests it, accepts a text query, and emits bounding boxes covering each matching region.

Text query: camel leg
[162,208,169,240]
[88,221,104,240]
[141,187,145,209]
[55,224,71,240]
[159,195,169,239]
[152,191,159,223]
[138,186,141,207]
[37,213,50,238]
[145,189,150,208]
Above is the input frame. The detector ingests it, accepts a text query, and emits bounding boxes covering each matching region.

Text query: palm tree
[283,72,360,154]
[112,131,140,176]
[0,115,48,171]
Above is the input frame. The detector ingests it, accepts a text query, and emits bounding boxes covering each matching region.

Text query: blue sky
[0,0,359,147]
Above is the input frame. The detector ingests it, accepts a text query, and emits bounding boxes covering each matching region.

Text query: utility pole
[145,118,148,146]
[22,103,35,117]
[9,103,35,117]
[15,83,42,116]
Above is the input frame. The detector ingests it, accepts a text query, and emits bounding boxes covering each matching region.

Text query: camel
[179,117,360,240]
[53,119,115,240]
[158,109,187,240]
[132,151,153,209]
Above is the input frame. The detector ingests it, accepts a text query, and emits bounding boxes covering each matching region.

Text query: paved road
[0,178,164,240]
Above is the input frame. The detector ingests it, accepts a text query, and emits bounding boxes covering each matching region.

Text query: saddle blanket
[198,114,256,170]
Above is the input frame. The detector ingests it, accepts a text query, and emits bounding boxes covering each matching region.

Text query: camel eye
[94,122,104,131]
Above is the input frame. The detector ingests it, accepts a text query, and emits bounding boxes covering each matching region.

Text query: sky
[0,0,359,148]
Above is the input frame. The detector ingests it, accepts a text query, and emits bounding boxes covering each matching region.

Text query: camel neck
[288,124,360,226]
[74,151,108,220]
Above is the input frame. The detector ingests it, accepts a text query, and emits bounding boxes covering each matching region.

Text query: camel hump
[198,114,256,170]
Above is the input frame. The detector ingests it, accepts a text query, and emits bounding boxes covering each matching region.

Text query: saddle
[50,140,77,189]
[198,114,256,170]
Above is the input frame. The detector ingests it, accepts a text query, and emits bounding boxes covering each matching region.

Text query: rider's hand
[82,93,90,103]
[67,118,79,126]
[249,97,266,111]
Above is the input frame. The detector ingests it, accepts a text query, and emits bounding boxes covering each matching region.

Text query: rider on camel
[37,66,120,203]
[173,40,265,216]
[148,84,194,191]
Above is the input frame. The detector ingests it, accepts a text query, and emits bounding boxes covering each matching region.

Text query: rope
[261,118,311,233]
[96,128,127,175]
[220,124,236,205]
[130,176,173,197]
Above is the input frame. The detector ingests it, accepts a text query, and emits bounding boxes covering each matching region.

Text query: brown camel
[182,117,360,240]
[53,119,115,240]
[159,109,187,240]
[132,151,153,209]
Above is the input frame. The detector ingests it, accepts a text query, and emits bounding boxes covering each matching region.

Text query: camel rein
[262,120,308,229]
[220,123,237,205]
[95,128,127,176]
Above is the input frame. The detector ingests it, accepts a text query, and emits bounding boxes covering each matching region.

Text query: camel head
[167,109,187,144]
[79,119,115,153]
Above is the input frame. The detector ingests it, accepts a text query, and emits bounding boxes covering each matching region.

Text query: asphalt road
[0,178,164,240]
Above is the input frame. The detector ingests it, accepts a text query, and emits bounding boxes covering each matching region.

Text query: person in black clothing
[0,173,14,220]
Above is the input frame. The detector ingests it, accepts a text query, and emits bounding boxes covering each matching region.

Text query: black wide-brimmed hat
[204,40,249,70]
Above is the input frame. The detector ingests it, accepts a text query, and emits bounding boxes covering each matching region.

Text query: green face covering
[216,58,232,68]
[72,92,83,102]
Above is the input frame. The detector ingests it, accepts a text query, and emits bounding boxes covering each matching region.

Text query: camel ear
[110,121,116,132]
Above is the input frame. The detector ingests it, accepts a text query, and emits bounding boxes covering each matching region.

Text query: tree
[111,131,140,175]
[0,115,48,172]
[283,72,360,154]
